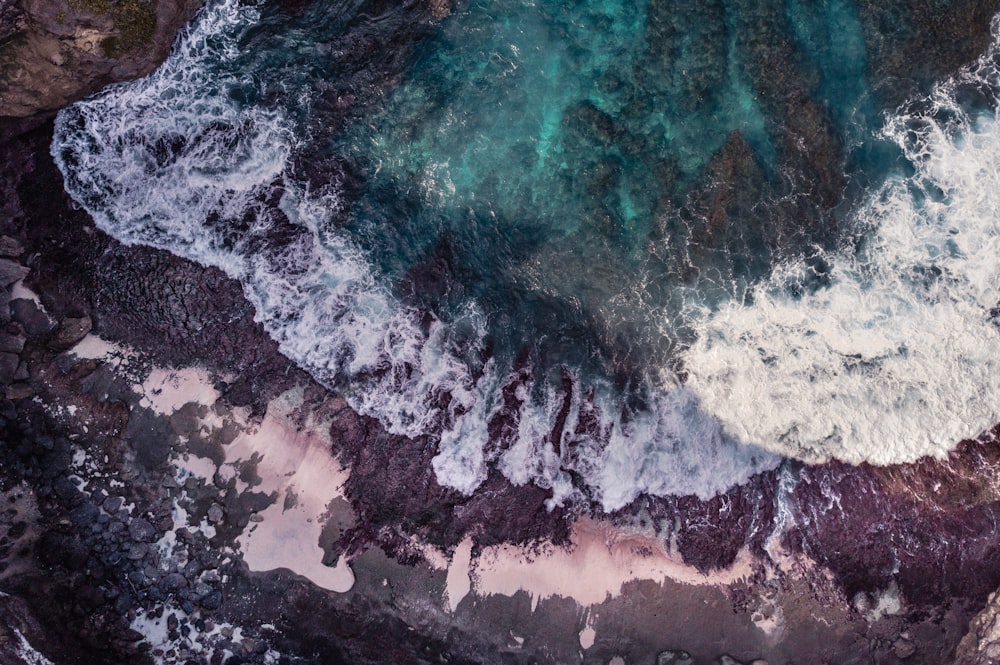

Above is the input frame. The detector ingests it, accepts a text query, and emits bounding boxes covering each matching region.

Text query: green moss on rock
[67,0,157,55]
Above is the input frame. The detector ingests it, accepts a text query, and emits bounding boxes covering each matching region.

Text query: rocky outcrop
[957,588,1000,664]
[0,0,202,117]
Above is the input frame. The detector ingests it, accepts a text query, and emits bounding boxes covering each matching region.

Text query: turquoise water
[53,0,1000,505]
[336,0,876,381]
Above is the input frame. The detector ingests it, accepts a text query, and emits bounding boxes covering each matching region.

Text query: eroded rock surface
[957,588,1000,664]
[0,0,202,117]
[2,0,1000,663]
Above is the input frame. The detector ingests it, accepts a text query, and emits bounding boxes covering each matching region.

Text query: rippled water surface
[52,0,1000,508]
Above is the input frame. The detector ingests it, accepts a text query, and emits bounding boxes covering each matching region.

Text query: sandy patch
[136,367,221,415]
[69,333,127,361]
[72,338,357,594]
[230,396,354,592]
[472,517,754,608]
[445,537,473,611]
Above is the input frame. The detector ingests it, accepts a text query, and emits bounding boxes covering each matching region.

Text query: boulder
[11,298,55,338]
[48,315,91,350]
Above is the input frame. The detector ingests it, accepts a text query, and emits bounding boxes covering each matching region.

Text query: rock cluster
[0,235,283,662]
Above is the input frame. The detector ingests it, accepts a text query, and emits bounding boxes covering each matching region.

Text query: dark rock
[127,542,148,560]
[127,518,157,543]
[10,299,55,338]
[0,258,27,287]
[70,502,99,528]
[200,590,222,610]
[164,573,188,590]
[13,360,27,381]
[0,237,23,258]
[893,637,916,659]
[657,651,694,665]
[0,331,23,353]
[0,351,17,384]
[48,315,92,351]
[102,496,124,513]
[5,383,31,400]
[122,628,145,643]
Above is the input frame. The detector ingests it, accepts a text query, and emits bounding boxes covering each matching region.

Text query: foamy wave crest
[682,16,1000,464]
[52,0,777,509]
[51,0,485,441]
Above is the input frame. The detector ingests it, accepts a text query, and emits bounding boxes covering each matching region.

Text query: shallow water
[51,0,1000,508]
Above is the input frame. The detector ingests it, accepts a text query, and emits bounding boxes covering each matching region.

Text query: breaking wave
[52,0,775,510]
[683,17,1000,463]
[51,0,1000,511]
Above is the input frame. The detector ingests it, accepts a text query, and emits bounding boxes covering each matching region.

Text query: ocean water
[52,0,1000,509]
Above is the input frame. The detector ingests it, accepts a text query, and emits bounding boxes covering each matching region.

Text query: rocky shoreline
[0,113,997,665]
[3,0,1000,663]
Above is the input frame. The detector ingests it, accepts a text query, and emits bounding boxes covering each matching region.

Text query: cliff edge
[0,0,201,117]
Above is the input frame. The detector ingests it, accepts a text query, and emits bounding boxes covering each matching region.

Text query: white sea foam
[49,0,1000,521]
[683,17,1000,464]
[52,0,486,444]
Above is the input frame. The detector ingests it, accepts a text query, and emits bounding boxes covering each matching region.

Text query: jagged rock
[956,589,1000,664]
[164,572,188,590]
[48,314,91,350]
[200,590,222,610]
[718,657,744,665]
[127,517,156,542]
[0,258,27,286]
[658,651,694,665]
[102,496,124,513]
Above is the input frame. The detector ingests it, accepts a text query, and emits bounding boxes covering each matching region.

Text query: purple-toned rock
[127,517,156,543]
[0,331,23,353]
[0,351,17,384]
[0,236,22,258]
[10,299,54,338]
[0,258,27,286]
[48,315,91,351]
